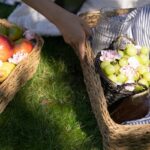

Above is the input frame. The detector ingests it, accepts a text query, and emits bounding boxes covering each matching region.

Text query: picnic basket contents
[79,7,150,150]
[95,35,150,105]
[0,19,43,113]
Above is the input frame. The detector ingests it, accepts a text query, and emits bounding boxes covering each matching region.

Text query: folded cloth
[8,3,61,36]
[122,4,150,48]
[0,0,20,5]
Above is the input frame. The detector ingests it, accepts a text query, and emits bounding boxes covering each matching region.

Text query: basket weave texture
[0,19,43,113]
[80,10,150,150]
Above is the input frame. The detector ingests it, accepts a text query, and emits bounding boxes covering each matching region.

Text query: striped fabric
[92,4,150,54]
[122,110,150,125]
[122,4,150,48]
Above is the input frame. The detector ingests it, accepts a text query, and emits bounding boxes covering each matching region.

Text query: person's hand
[22,0,90,60]
[57,12,91,61]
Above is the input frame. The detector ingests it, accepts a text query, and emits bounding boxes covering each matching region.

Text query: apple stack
[0,24,35,83]
[96,36,150,104]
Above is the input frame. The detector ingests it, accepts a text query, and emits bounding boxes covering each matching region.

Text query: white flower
[24,30,35,40]
[120,65,136,81]
[128,57,140,69]
[8,52,28,64]
[124,85,135,91]
[100,50,121,62]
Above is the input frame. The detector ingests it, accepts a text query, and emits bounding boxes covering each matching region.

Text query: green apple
[108,74,117,83]
[140,46,149,55]
[138,54,149,65]
[137,65,148,75]
[119,58,128,67]
[114,63,120,73]
[100,61,110,69]
[104,64,115,76]
[118,50,124,57]
[117,74,127,84]
[138,78,149,88]
[134,72,140,81]
[143,72,150,82]
[135,85,145,92]
[125,44,137,56]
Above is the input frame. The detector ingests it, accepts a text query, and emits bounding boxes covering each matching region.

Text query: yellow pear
[0,62,15,82]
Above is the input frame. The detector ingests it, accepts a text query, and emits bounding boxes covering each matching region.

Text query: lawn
[0,3,103,150]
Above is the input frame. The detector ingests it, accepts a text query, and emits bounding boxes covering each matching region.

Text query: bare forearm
[22,0,90,60]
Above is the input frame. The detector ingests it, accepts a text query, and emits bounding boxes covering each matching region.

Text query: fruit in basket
[138,78,149,88]
[108,74,117,82]
[125,44,137,56]
[0,25,8,36]
[143,72,150,83]
[137,65,148,75]
[140,46,149,55]
[98,36,150,92]
[117,74,127,84]
[0,62,15,82]
[119,57,128,67]
[8,25,23,41]
[104,64,115,75]
[100,61,110,69]
[0,35,13,61]
[13,39,33,54]
[138,54,149,65]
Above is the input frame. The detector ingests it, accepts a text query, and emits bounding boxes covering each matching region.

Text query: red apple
[14,39,33,54]
[0,35,13,61]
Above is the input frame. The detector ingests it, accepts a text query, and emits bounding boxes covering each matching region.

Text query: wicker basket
[79,10,150,150]
[0,19,43,113]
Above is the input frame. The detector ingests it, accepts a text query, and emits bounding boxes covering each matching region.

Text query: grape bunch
[99,36,150,92]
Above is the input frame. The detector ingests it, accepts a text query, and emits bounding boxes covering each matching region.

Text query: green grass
[0,3,103,150]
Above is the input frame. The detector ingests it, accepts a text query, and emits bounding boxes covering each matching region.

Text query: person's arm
[22,0,90,60]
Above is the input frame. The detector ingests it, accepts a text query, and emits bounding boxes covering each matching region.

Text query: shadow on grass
[42,37,103,149]
[0,92,65,150]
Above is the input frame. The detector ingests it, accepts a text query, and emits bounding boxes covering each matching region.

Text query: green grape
[137,65,148,75]
[119,57,128,67]
[135,85,145,92]
[140,46,149,55]
[125,44,137,56]
[143,72,150,82]
[114,63,120,73]
[118,50,124,57]
[138,54,149,65]
[108,74,117,83]
[117,74,127,84]
[132,55,140,63]
[104,64,115,76]
[138,78,149,88]
[134,72,140,81]
[100,61,110,69]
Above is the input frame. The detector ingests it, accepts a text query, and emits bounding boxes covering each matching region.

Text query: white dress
[8,0,150,36]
